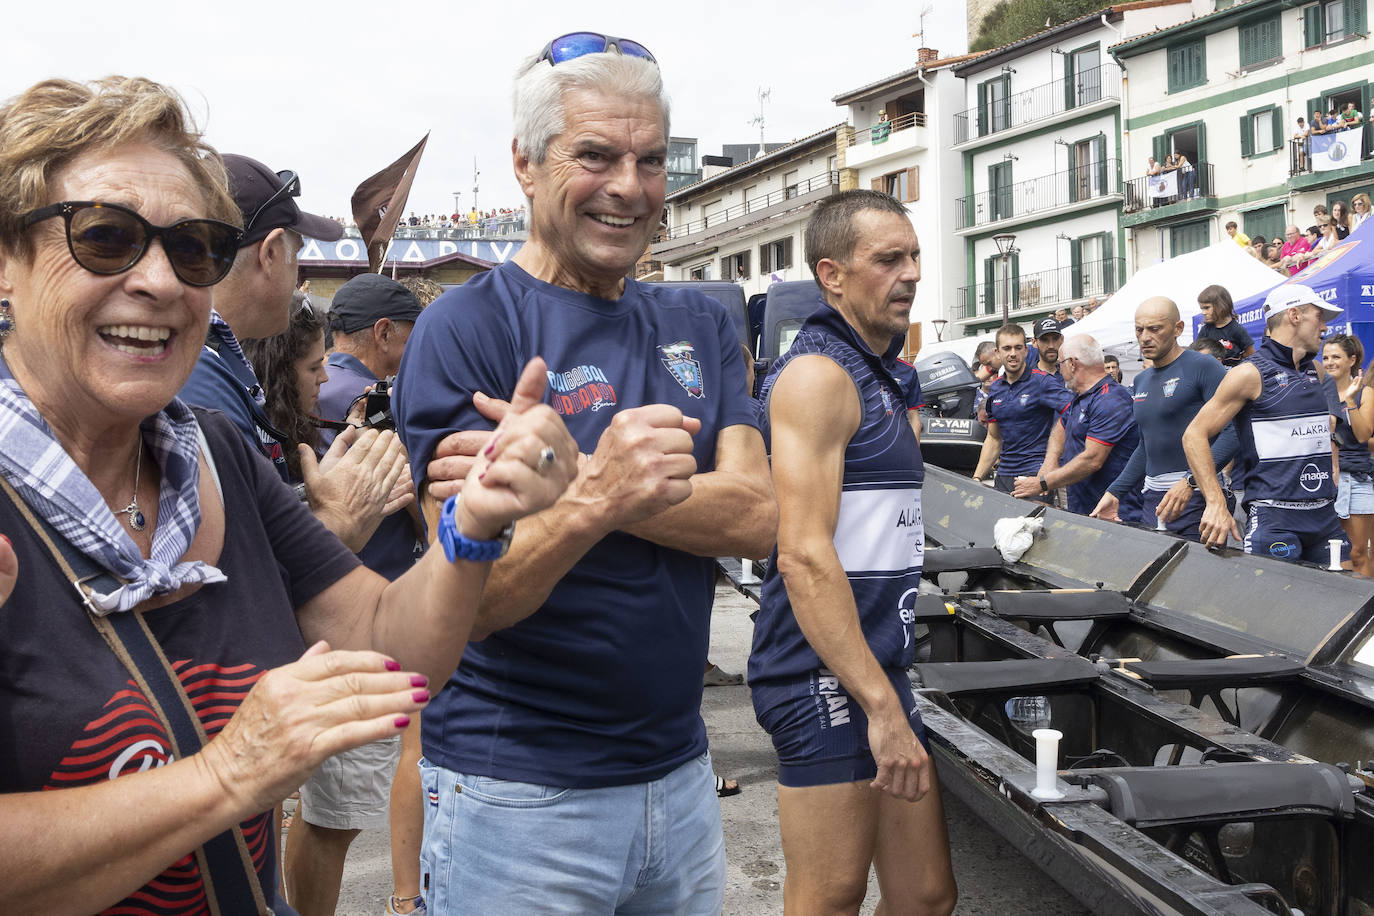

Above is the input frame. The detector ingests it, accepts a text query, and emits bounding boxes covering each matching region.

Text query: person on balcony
[872,110,891,144]
[1174,151,1196,198]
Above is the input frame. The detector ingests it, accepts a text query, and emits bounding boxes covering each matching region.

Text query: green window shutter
[1094,135,1107,194]
[1304,5,1324,46]
[977,82,988,136]
[1240,23,1256,67]
[1196,122,1207,164]
[1011,252,1021,309]
[1000,74,1012,130]
[1101,233,1118,293]
[1152,134,1168,164]
[984,257,995,315]
[1307,95,1323,126]
[1070,240,1083,299]
[1347,0,1366,35]
[1240,113,1254,157]
[1064,55,1076,111]
[1271,105,1283,151]
[1267,17,1282,59]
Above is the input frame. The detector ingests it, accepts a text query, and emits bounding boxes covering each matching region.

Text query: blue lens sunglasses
[539,32,655,66]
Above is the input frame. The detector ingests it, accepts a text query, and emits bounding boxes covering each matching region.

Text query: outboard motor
[912,349,986,475]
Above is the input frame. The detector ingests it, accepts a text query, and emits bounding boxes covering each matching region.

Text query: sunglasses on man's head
[538,32,655,66]
[21,200,243,287]
[245,169,300,235]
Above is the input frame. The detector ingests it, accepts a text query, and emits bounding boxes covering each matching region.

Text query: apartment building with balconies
[831,47,979,349]
[651,127,841,298]
[950,2,1194,338]
[1114,0,1372,265]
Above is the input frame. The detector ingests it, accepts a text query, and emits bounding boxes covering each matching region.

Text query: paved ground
[320,581,1092,915]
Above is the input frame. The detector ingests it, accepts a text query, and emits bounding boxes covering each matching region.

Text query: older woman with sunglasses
[0,77,576,915]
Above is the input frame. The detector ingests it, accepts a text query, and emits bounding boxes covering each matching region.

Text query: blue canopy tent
[1199,219,1374,351]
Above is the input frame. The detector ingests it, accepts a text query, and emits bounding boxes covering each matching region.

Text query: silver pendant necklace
[122,437,146,531]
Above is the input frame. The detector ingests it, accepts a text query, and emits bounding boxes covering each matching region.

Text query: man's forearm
[973,433,1001,480]
[1182,427,1225,505]
[620,467,776,558]
[777,544,903,717]
[1046,449,1107,489]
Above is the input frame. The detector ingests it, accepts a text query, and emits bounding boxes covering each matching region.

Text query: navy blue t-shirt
[317,351,424,581]
[1061,375,1141,516]
[749,304,924,685]
[0,408,357,914]
[985,368,1072,476]
[1110,349,1234,496]
[1196,320,1255,367]
[392,261,758,787]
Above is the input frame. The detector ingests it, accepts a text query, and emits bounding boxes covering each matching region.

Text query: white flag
[1310,126,1361,171]
[1149,171,1178,199]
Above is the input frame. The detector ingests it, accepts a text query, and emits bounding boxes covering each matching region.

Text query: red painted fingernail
[410,675,429,688]
[412,689,431,703]
[484,434,501,457]
[384,659,402,671]
[478,471,487,482]
[394,715,411,728]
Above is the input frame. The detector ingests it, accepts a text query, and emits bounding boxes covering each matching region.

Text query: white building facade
[832,48,979,351]
[1115,0,1373,266]
[950,2,1196,339]
[652,128,841,299]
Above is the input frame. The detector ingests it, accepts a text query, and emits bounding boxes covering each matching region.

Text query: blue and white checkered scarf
[0,351,226,614]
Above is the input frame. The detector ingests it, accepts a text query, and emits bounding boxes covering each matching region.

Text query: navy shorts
[752,668,929,788]
[1243,503,1349,564]
[1141,485,1235,541]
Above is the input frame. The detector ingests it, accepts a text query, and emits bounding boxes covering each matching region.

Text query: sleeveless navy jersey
[1234,337,1335,502]
[749,304,924,685]
[1331,384,1374,479]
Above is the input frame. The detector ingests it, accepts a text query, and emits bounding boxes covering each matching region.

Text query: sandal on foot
[715,774,742,797]
[703,663,744,687]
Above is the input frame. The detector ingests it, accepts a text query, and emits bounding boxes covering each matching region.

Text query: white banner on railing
[1310,126,1362,171]
[1148,171,1178,199]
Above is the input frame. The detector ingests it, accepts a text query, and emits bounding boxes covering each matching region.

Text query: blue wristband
[438,495,513,563]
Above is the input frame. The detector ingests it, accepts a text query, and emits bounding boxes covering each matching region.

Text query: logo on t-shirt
[658,341,705,399]
[545,363,618,416]
[1163,377,1180,397]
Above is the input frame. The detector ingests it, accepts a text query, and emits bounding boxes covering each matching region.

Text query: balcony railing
[1122,162,1217,213]
[847,111,927,147]
[662,171,838,241]
[1288,131,1372,176]
[958,258,1123,319]
[957,160,1120,230]
[953,64,1120,145]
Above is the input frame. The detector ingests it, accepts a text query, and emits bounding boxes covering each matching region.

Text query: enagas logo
[1300,462,1330,492]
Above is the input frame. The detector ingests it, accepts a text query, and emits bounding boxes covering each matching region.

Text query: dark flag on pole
[351,133,429,273]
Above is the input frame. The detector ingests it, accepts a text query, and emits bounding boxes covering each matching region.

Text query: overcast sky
[9,1,968,221]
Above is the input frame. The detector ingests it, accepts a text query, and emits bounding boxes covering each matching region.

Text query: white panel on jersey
[1252,415,1330,461]
[833,487,924,574]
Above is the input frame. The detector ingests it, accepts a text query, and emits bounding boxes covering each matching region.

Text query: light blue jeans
[419,751,725,914]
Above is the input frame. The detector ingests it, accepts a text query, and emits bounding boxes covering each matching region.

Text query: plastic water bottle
[1005,696,1052,735]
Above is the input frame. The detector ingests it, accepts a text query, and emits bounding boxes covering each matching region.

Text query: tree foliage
[971,0,1112,52]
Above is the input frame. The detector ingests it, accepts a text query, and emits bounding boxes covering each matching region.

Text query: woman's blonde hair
[0,76,238,259]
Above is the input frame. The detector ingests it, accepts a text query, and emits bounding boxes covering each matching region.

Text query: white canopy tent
[919,241,1282,373]
[1061,241,1281,370]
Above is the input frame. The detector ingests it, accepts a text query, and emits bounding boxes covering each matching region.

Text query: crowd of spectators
[1226,193,1370,280]
[310,205,530,241]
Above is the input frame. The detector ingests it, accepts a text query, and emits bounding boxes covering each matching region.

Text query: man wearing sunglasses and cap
[178,157,406,550]
[179,155,339,479]
[1183,284,1350,562]
[392,32,775,913]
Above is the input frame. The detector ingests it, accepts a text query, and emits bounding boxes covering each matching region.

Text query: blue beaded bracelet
[438,495,513,563]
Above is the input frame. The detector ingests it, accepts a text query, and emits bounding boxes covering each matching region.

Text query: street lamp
[993,233,1017,324]
[932,318,948,342]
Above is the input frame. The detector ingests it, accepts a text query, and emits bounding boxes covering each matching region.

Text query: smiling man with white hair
[392,31,775,913]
